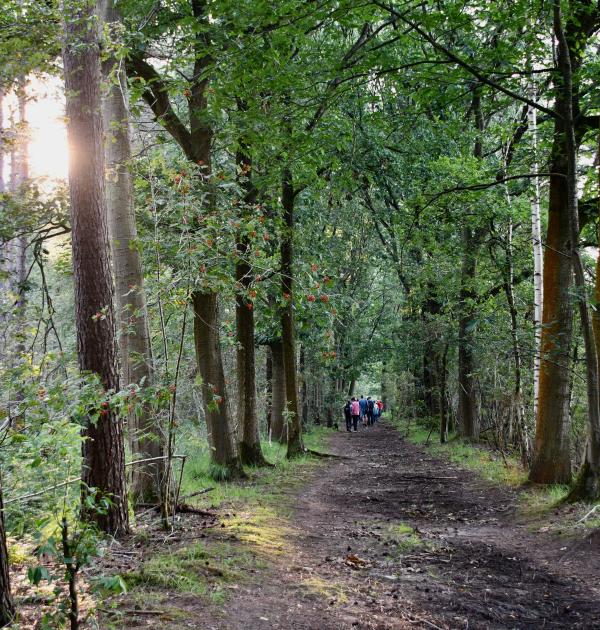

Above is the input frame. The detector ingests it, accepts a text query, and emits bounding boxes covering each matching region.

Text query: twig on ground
[179,487,215,501]
[408,614,445,630]
[576,504,600,524]
[397,475,458,481]
[100,609,166,616]
[306,448,352,459]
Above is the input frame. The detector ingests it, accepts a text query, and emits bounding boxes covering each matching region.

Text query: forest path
[203,422,600,630]
[118,422,600,629]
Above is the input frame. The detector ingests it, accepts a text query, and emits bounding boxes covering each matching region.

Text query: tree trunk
[458,90,484,440]
[587,134,600,496]
[265,347,273,436]
[529,122,573,484]
[281,168,303,457]
[0,479,15,627]
[0,86,6,327]
[100,0,162,505]
[299,344,309,428]
[530,0,599,488]
[528,91,544,428]
[270,340,286,443]
[192,292,244,478]
[235,249,265,465]
[439,343,449,443]
[503,217,531,465]
[553,3,600,500]
[348,378,356,398]
[234,140,266,466]
[422,293,442,418]
[62,0,129,536]
[9,82,29,365]
[458,229,479,440]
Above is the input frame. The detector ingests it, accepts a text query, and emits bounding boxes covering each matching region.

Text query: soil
[106,422,600,629]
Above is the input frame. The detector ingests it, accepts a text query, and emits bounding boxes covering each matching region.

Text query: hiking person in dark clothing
[367,397,375,426]
[343,400,352,432]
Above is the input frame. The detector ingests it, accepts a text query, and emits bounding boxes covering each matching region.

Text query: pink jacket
[351,400,360,415]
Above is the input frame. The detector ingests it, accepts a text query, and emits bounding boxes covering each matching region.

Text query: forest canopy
[0,0,599,627]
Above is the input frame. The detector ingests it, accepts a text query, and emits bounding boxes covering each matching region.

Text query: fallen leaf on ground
[345,554,369,568]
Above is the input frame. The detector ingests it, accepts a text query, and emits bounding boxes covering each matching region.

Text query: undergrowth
[107,426,333,617]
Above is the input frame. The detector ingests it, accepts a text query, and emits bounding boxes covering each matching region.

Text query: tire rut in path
[202,423,600,629]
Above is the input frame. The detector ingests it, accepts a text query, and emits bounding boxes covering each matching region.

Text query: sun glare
[27,77,69,181]
[2,75,69,183]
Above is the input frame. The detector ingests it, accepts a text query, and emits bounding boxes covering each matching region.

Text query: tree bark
[7,81,29,366]
[502,218,530,465]
[100,0,163,505]
[193,292,244,477]
[587,132,600,497]
[439,343,449,443]
[281,168,304,457]
[270,340,286,443]
[457,235,479,440]
[553,2,600,500]
[299,344,309,428]
[458,89,484,440]
[0,477,15,627]
[265,347,273,436]
[62,0,129,536]
[235,250,265,465]
[528,91,544,428]
[348,378,356,398]
[234,140,266,466]
[529,1,600,484]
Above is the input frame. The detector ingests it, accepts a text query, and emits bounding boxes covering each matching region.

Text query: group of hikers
[343,395,384,432]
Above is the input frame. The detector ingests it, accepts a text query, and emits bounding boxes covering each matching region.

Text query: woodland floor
[100,423,600,630]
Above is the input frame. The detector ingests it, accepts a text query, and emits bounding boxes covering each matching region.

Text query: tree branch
[127,55,195,160]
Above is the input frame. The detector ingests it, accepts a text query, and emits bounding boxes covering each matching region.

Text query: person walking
[367,397,375,426]
[372,400,380,423]
[343,399,352,432]
[350,397,360,432]
[359,395,368,427]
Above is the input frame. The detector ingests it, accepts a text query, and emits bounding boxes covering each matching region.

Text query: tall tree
[127,0,243,477]
[99,0,163,504]
[530,0,599,485]
[62,0,129,535]
[235,139,267,466]
[0,470,14,627]
[280,167,304,456]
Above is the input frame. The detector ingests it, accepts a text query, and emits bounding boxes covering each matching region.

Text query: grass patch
[301,575,348,604]
[520,484,570,514]
[179,426,331,512]
[382,521,426,553]
[223,505,290,556]
[123,540,252,603]
[120,425,333,611]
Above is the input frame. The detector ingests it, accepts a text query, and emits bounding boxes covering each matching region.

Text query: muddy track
[121,422,600,629]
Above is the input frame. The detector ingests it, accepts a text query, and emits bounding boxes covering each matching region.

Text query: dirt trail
[120,423,600,629]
